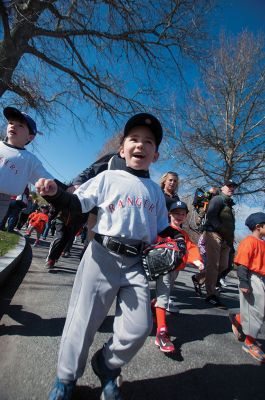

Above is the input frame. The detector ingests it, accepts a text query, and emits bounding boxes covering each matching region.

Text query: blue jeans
[42,221,51,238]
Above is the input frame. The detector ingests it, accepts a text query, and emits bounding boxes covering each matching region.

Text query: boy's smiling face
[170,209,188,227]
[6,118,35,147]
[120,126,159,170]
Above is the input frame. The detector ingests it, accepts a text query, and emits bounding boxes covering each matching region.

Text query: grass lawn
[0,231,20,257]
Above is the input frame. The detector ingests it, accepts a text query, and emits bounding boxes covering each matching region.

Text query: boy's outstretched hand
[35,178,58,197]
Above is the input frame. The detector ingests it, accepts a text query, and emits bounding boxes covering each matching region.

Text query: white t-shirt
[74,169,169,244]
[0,141,53,195]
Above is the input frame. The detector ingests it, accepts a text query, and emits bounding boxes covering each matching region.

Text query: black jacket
[203,193,235,245]
[72,152,126,186]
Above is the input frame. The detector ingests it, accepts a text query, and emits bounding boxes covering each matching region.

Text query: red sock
[155,307,167,332]
[245,335,255,346]
[235,314,241,324]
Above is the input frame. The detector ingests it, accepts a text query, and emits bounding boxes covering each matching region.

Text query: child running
[0,106,53,222]
[35,113,175,400]
[25,205,49,246]
[153,200,204,353]
[229,212,265,363]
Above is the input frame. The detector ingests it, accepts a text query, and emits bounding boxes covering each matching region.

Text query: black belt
[94,233,143,257]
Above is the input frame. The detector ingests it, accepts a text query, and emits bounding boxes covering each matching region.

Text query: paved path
[0,233,264,400]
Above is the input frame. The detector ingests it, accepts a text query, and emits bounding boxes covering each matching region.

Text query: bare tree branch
[165,31,265,197]
[0,0,213,127]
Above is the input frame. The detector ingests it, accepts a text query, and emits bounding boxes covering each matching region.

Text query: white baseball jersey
[0,141,53,195]
[74,169,169,244]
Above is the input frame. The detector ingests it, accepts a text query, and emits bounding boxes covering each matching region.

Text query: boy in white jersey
[0,106,53,222]
[36,113,172,400]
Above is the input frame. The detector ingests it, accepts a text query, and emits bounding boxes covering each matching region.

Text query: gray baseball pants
[57,238,152,381]
[155,269,179,308]
[240,273,265,338]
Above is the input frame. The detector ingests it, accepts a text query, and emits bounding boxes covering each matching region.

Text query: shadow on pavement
[150,285,240,311]
[74,363,265,400]
[150,312,235,343]
[0,304,65,336]
[48,267,77,274]
[97,312,240,352]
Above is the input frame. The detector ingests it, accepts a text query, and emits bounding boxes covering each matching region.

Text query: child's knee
[119,318,152,343]
[155,296,168,309]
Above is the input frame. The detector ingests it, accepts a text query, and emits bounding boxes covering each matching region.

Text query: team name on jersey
[108,196,155,213]
[0,156,19,175]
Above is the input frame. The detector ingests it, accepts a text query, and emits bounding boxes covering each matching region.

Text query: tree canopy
[0,0,212,127]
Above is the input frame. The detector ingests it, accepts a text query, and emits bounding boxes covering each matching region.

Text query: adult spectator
[217,245,235,288]
[44,209,85,267]
[42,205,57,239]
[203,179,237,308]
[160,171,179,211]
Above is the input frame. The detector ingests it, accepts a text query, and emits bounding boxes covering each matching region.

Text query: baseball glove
[142,234,186,281]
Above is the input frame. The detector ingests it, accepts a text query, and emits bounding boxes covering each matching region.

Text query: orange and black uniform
[234,235,265,338]
[28,211,49,234]
[168,226,202,271]
[234,236,265,280]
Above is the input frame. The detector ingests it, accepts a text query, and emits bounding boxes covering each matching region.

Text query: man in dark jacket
[203,179,237,308]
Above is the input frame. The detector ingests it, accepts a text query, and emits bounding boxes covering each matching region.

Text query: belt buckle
[108,238,122,254]
[124,244,139,256]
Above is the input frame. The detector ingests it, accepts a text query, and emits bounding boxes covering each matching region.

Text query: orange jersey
[234,235,265,277]
[28,210,39,221]
[170,225,202,271]
[28,211,49,234]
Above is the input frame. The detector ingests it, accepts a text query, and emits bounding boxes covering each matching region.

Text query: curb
[0,234,27,286]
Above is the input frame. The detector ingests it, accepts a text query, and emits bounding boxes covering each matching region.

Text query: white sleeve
[73,173,103,213]
[29,156,53,183]
[156,188,169,233]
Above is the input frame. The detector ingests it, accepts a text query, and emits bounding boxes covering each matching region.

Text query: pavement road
[0,233,264,400]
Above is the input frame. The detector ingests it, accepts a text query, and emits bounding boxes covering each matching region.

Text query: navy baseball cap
[123,113,163,147]
[169,200,189,213]
[245,212,265,230]
[4,106,37,135]
[223,179,238,187]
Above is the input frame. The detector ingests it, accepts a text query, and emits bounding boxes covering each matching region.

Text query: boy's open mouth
[133,154,144,159]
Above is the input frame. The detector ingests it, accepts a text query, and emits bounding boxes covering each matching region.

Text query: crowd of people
[1,106,265,400]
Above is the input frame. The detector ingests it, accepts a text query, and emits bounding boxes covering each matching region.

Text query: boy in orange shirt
[229,212,265,363]
[25,205,49,246]
[153,201,204,353]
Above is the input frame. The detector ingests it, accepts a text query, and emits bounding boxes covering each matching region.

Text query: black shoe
[205,295,227,310]
[192,275,203,296]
